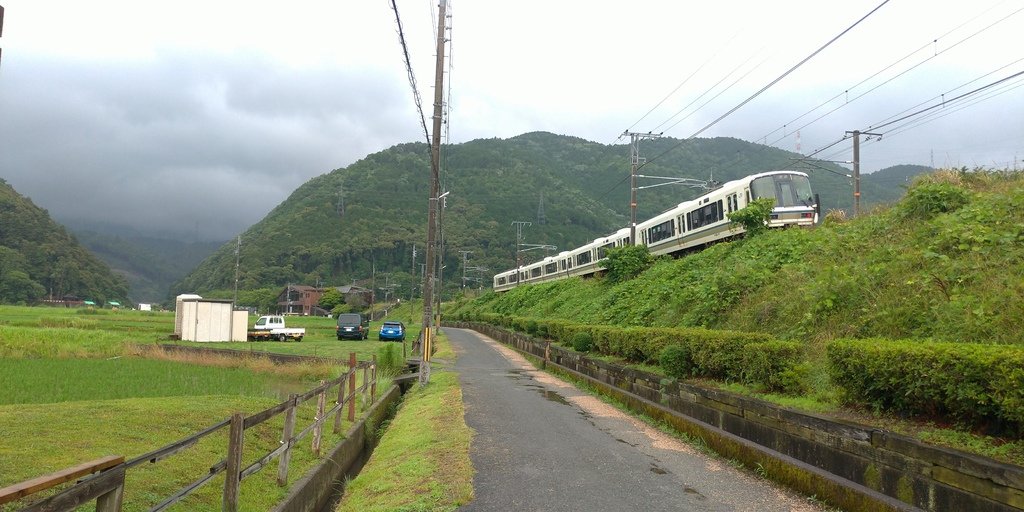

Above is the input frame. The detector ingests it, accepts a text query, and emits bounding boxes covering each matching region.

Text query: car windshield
[337,314,361,325]
[383,322,402,329]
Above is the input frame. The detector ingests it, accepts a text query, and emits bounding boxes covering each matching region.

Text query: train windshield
[750,174,814,207]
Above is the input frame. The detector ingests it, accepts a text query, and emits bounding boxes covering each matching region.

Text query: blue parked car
[378,321,405,342]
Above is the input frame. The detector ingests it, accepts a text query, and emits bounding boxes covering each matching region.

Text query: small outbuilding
[175,295,247,342]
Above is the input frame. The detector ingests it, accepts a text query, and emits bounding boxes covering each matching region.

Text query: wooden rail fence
[0,353,379,512]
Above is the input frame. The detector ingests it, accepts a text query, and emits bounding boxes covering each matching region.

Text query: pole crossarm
[634,175,713,191]
[518,244,556,252]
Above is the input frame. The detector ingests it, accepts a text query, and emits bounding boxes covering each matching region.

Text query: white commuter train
[493,170,818,292]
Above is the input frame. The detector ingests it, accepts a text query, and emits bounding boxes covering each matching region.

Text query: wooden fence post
[334,371,346,434]
[312,380,326,457]
[94,465,125,512]
[362,362,369,408]
[370,355,377,404]
[277,394,297,486]
[223,412,244,512]
[348,353,357,422]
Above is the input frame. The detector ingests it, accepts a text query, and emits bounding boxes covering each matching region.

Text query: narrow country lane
[447,327,826,512]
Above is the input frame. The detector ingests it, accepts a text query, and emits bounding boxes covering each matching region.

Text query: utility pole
[232,236,241,305]
[459,250,472,294]
[511,221,531,270]
[420,0,448,384]
[623,131,662,244]
[0,5,5,68]
[845,130,881,217]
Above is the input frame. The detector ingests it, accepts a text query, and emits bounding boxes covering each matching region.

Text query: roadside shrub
[525,319,539,337]
[741,341,806,393]
[571,332,593,353]
[828,338,1024,435]
[687,331,774,382]
[535,323,549,339]
[659,344,693,378]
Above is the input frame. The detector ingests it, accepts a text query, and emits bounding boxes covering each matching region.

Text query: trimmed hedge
[456,313,799,392]
[828,339,1024,435]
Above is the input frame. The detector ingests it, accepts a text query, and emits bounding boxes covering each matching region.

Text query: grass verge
[335,332,473,512]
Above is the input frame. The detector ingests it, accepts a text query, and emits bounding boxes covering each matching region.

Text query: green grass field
[0,305,388,511]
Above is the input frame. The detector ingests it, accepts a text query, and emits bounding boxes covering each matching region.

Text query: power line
[659,55,768,134]
[617,40,734,142]
[758,1,1023,148]
[764,3,1024,149]
[389,0,431,145]
[637,0,892,173]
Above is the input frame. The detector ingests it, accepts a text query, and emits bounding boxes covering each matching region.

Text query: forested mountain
[174,132,925,298]
[70,229,222,304]
[0,179,129,304]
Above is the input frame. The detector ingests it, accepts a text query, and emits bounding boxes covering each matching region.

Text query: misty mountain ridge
[0,178,129,304]
[171,132,931,300]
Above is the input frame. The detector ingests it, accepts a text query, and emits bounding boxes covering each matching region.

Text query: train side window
[545,262,557,274]
[717,200,724,222]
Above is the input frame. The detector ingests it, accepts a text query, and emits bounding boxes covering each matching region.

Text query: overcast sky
[1,0,1021,240]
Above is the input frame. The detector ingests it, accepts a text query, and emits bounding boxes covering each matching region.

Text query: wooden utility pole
[845,130,881,217]
[623,131,661,244]
[421,0,447,385]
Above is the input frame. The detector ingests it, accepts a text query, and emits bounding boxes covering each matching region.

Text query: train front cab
[749,172,818,227]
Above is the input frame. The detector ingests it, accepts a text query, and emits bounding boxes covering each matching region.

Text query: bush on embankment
[828,338,1024,436]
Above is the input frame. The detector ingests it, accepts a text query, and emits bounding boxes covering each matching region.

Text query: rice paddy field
[0,305,392,511]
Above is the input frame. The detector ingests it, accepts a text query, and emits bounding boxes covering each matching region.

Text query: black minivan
[336,313,370,340]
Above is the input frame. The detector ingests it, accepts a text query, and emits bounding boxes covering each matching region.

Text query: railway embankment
[448,320,1024,512]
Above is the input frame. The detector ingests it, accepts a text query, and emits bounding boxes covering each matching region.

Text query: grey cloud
[0,50,421,239]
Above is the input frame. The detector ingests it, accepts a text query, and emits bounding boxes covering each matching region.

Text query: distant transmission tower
[337,185,345,217]
[795,130,802,155]
[537,191,547,225]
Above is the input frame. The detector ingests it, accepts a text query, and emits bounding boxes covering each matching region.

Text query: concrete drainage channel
[276,379,415,512]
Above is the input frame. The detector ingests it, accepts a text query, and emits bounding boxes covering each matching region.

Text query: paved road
[447,327,824,512]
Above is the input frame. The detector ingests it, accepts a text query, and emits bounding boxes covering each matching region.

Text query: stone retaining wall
[449,322,1024,512]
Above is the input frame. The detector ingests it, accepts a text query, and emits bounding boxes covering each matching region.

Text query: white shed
[174,294,203,336]
[178,298,248,342]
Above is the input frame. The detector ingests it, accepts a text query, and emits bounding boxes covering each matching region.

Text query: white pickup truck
[247,315,305,342]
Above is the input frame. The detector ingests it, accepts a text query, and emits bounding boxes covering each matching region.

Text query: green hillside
[0,179,129,305]
[72,230,221,304]
[450,168,1022,345]
[176,132,921,299]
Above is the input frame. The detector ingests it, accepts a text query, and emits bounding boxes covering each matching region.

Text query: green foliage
[828,338,1024,435]
[0,182,128,305]
[525,319,539,336]
[740,341,807,393]
[898,181,970,219]
[376,343,403,373]
[571,331,593,353]
[603,245,654,283]
[659,344,692,379]
[318,288,344,310]
[235,287,278,313]
[727,197,776,235]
